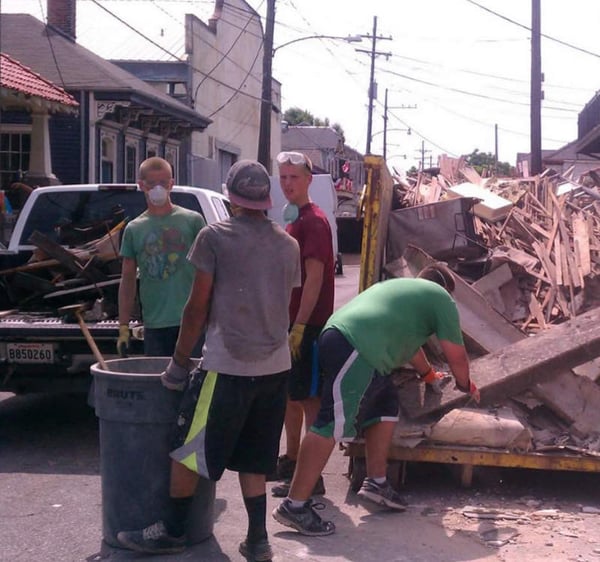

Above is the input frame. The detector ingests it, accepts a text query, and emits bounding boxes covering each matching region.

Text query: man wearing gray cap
[117,160,301,561]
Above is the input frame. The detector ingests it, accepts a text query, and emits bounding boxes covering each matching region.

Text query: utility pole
[356,16,391,155]
[530,0,542,175]
[383,89,388,161]
[257,0,276,171]
[494,123,499,171]
[415,140,431,171]
[382,87,416,161]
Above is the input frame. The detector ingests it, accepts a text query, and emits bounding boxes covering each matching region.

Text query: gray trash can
[91,357,215,548]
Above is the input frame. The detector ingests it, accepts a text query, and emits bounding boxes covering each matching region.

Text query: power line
[193,0,265,100]
[87,0,268,114]
[464,0,600,59]
[380,66,578,113]
[389,51,594,93]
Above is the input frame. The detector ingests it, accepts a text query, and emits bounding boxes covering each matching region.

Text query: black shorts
[170,369,288,480]
[288,324,323,401]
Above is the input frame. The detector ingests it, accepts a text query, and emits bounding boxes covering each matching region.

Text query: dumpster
[91,357,215,548]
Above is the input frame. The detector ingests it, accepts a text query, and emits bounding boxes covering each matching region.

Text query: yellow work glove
[288,323,306,362]
[116,325,130,357]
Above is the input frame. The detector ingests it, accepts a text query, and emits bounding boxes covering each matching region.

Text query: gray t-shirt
[188,215,301,376]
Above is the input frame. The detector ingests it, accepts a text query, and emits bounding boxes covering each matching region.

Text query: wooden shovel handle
[75,311,108,370]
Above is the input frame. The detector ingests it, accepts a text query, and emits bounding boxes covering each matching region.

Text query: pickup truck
[0,183,231,394]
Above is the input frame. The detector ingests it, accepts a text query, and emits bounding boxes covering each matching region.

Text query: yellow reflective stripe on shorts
[170,370,218,476]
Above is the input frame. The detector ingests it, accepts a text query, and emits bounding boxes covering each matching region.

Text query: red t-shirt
[286,203,335,326]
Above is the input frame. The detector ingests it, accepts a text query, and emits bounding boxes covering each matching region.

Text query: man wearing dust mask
[117,156,206,360]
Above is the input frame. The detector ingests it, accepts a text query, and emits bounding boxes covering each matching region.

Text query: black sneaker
[357,478,408,511]
[116,520,186,554]
[266,454,297,482]
[271,475,326,498]
[239,538,273,561]
[272,499,335,536]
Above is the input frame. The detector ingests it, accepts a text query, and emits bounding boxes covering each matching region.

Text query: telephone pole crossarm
[357,16,392,155]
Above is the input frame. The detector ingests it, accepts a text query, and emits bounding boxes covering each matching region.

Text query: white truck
[0,183,230,394]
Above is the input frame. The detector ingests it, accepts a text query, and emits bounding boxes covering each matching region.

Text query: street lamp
[258,22,363,169]
[273,34,362,56]
[371,128,410,161]
[371,127,411,138]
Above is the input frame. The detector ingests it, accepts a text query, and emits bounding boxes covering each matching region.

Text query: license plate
[6,343,55,364]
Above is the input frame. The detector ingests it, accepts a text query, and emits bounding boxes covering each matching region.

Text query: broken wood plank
[572,213,591,276]
[28,231,108,283]
[527,291,547,330]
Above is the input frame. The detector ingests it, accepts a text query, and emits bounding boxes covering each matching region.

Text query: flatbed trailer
[344,441,600,489]
[350,155,600,493]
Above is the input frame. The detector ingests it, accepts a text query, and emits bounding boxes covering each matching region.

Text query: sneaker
[239,538,273,561]
[116,520,186,554]
[266,454,296,482]
[271,475,326,498]
[272,499,335,536]
[357,478,408,511]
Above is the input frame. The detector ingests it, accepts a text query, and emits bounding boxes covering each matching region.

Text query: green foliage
[283,107,345,139]
[465,149,514,177]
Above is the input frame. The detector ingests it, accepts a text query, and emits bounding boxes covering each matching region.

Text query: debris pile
[0,223,125,319]
[374,156,600,472]
[392,158,600,335]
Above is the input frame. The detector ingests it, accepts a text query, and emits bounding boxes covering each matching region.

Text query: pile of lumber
[392,159,600,335]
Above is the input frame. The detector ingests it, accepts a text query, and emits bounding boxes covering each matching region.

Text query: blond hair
[139,156,173,180]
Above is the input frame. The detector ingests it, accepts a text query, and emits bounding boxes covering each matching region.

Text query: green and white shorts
[311,328,399,440]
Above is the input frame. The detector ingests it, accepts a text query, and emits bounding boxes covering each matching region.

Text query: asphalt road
[2,258,600,561]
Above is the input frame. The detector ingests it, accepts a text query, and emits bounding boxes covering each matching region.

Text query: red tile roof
[0,52,78,107]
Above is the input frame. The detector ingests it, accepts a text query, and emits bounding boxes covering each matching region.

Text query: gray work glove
[161,357,195,391]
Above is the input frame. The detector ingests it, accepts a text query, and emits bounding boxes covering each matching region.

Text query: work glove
[161,356,195,391]
[421,368,449,395]
[455,378,480,403]
[288,323,306,362]
[116,325,130,357]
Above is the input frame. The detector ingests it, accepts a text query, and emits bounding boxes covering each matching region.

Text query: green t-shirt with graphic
[120,206,206,328]
[324,278,463,374]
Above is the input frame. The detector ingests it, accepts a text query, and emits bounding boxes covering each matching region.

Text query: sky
[3,0,600,172]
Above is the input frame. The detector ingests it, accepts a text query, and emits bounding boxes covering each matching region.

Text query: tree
[283,107,345,139]
[465,149,514,177]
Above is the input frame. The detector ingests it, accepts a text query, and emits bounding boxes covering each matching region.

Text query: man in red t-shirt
[270,151,335,497]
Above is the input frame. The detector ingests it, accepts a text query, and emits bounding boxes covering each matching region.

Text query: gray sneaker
[116,520,186,554]
[239,538,273,561]
[272,499,335,536]
[357,478,408,511]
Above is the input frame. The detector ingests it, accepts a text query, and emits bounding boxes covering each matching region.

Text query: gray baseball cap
[225,160,272,210]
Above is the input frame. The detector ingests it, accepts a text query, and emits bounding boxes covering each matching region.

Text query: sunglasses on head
[276,151,313,172]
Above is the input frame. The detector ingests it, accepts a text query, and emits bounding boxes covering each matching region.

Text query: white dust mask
[148,185,168,206]
[283,203,299,223]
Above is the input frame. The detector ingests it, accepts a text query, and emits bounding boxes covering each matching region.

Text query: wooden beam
[28,231,108,283]
[399,306,600,419]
